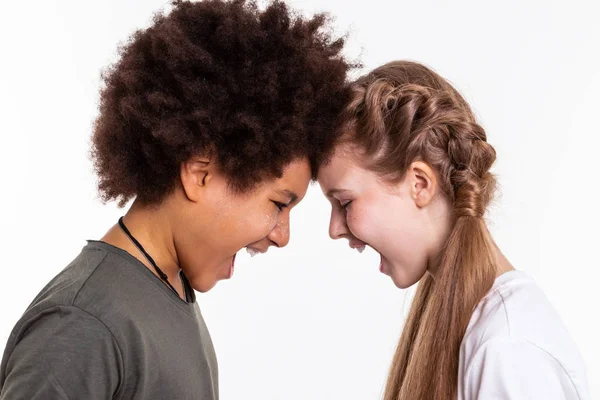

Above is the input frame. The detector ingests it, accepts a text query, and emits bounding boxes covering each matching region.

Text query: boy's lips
[246,246,267,257]
[225,253,236,279]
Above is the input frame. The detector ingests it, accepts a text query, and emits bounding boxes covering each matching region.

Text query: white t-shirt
[458,270,591,399]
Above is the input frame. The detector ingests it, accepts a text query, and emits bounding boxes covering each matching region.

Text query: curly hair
[91,0,354,206]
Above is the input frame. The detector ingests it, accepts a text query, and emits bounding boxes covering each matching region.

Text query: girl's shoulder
[458,270,591,399]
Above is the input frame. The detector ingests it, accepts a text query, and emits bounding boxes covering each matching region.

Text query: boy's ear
[180,157,214,202]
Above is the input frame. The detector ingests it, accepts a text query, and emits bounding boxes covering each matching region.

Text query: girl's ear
[406,161,438,208]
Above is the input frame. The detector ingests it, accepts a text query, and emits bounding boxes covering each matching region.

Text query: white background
[1,0,598,398]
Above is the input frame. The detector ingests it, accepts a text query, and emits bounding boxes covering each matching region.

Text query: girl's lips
[349,240,367,253]
[353,245,366,253]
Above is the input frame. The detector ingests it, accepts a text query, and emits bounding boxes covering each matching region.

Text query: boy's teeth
[246,247,259,257]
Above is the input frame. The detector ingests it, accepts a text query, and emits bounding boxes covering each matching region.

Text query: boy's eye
[340,200,352,210]
[272,201,287,211]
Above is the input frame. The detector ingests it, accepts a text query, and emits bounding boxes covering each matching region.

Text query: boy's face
[174,157,312,292]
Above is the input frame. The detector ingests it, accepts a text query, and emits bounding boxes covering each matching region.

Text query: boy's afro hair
[91,0,354,206]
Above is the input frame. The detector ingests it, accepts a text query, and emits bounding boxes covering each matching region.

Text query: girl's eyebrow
[326,188,350,198]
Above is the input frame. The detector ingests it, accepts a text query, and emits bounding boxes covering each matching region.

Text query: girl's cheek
[346,209,369,240]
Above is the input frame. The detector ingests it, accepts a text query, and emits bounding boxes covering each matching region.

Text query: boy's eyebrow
[275,189,298,203]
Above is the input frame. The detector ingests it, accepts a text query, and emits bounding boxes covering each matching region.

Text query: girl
[318,61,591,399]
[0,1,351,398]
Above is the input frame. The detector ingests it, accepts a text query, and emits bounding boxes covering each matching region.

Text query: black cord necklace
[118,216,183,299]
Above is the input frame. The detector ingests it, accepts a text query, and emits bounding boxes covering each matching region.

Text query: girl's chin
[383,260,426,289]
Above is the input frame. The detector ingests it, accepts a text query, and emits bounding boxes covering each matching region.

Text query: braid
[336,60,499,399]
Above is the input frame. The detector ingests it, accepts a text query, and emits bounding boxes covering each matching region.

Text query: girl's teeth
[246,247,259,257]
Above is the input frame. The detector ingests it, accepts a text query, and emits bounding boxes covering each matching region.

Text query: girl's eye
[340,200,352,210]
[273,201,287,211]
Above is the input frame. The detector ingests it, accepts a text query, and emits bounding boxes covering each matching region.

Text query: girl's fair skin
[318,144,513,288]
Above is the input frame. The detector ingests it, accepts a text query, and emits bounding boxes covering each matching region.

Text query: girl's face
[175,157,312,292]
[317,145,451,288]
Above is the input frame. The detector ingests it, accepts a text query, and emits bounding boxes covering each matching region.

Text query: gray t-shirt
[0,241,219,400]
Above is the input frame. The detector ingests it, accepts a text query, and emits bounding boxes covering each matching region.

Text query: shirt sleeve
[1,305,122,400]
[462,337,581,400]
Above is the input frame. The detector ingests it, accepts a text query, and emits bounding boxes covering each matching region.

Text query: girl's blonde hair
[337,61,498,399]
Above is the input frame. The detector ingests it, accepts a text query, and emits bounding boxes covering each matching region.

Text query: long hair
[338,61,498,399]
